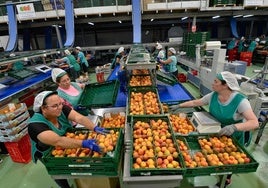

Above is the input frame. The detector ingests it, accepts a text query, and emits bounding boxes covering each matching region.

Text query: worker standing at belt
[74,46,89,74]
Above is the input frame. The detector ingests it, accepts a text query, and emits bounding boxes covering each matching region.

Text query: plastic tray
[79,80,119,108]
[0,110,30,129]
[129,115,186,176]
[0,126,28,142]
[0,103,28,122]
[42,128,123,176]
[126,87,164,117]
[128,74,155,88]
[169,114,197,136]
[100,112,126,128]
[177,135,259,177]
[0,118,29,135]
[8,68,36,80]
[156,71,178,86]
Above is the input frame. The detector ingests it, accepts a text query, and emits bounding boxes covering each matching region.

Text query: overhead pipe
[5,1,18,52]
[63,0,75,47]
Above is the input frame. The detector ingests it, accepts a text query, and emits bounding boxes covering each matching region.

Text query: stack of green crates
[182,32,210,58]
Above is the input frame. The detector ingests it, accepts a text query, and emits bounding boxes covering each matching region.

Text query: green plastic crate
[8,68,36,80]
[129,115,186,176]
[42,128,123,176]
[156,71,178,86]
[79,80,119,108]
[177,135,259,177]
[126,87,164,118]
[128,74,155,88]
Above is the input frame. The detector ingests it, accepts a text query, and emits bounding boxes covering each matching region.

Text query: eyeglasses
[45,102,63,110]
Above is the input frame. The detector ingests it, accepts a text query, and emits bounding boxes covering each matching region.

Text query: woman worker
[74,46,89,74]
[159,47,178,77]
[28,91,108,188]
[174,71,258,187]
[111,46,125,69]
[155,43,166,63]
[55,49,80,81]
[51,68,88,116]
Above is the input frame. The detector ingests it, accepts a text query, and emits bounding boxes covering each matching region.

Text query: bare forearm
[180,100,203,108]
[55,137,83,148]
[234,120,259,132]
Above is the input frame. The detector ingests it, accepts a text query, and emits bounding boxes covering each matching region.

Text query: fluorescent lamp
[212,15,220,19]
[118,20,122,23]
[88,22,94,25]
[243,15,253,18]
[150,19,154,22]
[233,15,242,18]
[181,17,188,21]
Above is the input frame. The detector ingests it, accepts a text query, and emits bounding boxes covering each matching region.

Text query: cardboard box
[75,177,119,188]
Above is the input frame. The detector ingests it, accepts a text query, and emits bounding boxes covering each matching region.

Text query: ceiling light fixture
[118,20,122,23]
[88,22,94,25]
[233,15,242,18]
[212,15,220,19]
[243,14,253,18]
[181,17,188,21]
[150,18,154,22]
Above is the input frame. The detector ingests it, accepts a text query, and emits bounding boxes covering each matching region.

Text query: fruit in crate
[129,75,152,86]
[144,91,160,114]
[161,103,169,113]
[132,69,149,75]
[51,146,65,157]
[130,92,144,115]
[102,113,125,128]
[95,130,119,154]
[169,114,195,134]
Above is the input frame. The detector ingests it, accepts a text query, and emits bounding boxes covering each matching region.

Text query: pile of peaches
[169,114,195,135]
[51,130,120,158]
[129,75,152,87]
[101,112,126,128]
[177,136,251,168]
[132,119,182,169]
[132,69,150,75]
[129,91,161,115]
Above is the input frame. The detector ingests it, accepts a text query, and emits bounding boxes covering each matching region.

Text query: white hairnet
[255,38,260,42]
[75,46,81,51]
[156,43,162,50]
[64,49,71,55]
[216,71,240,91]
[118,47,124,53]
[51,68,67,83]
[33,91,58,112]
[241,36,245,40]
[168,47,176,54]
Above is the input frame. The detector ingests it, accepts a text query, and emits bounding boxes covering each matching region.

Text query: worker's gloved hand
[74,105,87,111]
[169,104,180,111]
[94,126,110,135]
[82,139,101,152]
[219,124,237,136]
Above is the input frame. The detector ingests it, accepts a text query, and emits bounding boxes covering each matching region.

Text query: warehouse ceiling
[0,7,267,35]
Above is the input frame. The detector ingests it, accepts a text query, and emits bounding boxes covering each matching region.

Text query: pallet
[213,4,236,7]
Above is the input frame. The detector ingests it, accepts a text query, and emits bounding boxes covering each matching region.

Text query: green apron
[209,92,246,145]
[57,83,89,115]
[29,112,73,163]
[66,55,81,71]
[111,52,120,69]
[247,41,257,52]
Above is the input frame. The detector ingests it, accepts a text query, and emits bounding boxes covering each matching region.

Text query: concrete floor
[0,62,268,188]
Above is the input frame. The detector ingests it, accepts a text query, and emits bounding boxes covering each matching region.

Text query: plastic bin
[4,134,31,163]
[0,103,27,122]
